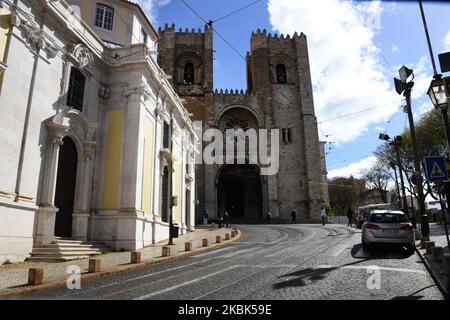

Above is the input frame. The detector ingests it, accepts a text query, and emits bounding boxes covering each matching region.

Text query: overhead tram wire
[179,0,247,61]
[196,0,264,29]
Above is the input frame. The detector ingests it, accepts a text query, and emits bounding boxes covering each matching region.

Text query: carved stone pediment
[68,44,94,70]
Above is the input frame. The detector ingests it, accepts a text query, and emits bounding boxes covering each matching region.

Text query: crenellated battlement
[158,23,211,34]
[214,89,253,97]
[250,28,306,41]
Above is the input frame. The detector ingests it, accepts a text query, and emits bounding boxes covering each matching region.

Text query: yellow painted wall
[0,8,11,87]
[103,110,123,209]
[141,117,154,214]
[77,0,129,44]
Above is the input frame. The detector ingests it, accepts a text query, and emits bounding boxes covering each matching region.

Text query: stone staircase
[27,237,111,262]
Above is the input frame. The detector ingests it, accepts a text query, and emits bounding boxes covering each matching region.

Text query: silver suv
[362,210,415,253]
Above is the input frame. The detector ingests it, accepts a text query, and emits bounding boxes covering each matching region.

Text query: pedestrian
[347,207,353,227]
[202,210,209,225]
[291,208,297,224]
[267,211,271,224]
[218,213,223,228]
[320,206,327,226]
[224,211,230,228]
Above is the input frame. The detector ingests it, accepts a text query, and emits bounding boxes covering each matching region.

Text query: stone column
[35,133,64,246]
[72,141,96,241]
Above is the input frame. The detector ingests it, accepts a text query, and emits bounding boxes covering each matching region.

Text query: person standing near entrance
[267,211,271,224]
[224,211,230,228]
[320,206,327,226]
[202,210,209,225]
[347,207,354,227]
[291,208,297,224]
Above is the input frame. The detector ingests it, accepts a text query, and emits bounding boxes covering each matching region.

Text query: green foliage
[328,177,366,216]
[1,259,12,265]
[324,204,334,217]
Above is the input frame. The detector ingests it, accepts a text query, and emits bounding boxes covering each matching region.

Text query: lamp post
[379,133,408,214]
[394,66,429,238]
[391,136,409,217]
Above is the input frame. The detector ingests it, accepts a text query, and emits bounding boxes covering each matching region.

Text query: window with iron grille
[95,4,114,31]
[67,67,86,111]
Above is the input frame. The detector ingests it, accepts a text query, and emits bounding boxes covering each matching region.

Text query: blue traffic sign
[425,156,448,182]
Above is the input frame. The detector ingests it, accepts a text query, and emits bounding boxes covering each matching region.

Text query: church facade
[157,25,329,224]
[0,0,197,262]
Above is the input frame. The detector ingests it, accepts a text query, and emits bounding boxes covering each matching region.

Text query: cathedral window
[67,67,86,111]
[184,62,195,85]
[95,4,114,31]
[276,64,287,84]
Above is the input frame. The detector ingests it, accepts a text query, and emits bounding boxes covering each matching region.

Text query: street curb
[415,245,449,300]
[0,229,242,297]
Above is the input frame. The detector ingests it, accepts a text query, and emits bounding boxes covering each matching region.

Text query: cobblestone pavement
[18,224,444,300]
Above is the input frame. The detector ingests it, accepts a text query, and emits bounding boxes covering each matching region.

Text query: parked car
[361,210,415,253]
[356,203,394,228]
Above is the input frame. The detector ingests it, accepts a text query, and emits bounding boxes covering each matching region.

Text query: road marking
[315,265,426,275]
[332,244,350,257]
[191,247,234,258]
[133,265,241,300]
[221,248,254,258]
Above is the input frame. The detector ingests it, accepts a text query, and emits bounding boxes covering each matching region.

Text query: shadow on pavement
[351,244,414,260]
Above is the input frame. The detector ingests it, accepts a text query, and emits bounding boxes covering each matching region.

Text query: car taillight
[401,224,414,230]
[366,224,380,230]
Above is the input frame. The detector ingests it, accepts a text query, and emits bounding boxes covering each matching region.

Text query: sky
[138,0,450,181]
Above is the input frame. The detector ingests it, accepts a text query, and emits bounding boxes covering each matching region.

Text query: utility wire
[179,0,246,61]
[318,99,404,124]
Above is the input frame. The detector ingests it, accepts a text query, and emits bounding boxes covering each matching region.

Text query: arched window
[184,62,195,84]
[276,64,287,84]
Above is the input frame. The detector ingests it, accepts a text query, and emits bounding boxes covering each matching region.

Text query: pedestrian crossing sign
[425,156,448,182]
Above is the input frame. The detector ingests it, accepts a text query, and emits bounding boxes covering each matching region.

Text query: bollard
[414,231,422,241]
[425,242,435,255]
[28,268,43,286]
[88,259,101,273]
[185,242,193,252]
[162,246,171,257]
[131,251,142,264]
[225,233,230,241]
[202,239,209,247]
[443,254,450,276]
[231,231,236,238]
[216,235,222,243]
[431,246,444,262]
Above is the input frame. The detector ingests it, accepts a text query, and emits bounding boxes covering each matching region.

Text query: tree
[361,161,391,203]
[328,177,366,216]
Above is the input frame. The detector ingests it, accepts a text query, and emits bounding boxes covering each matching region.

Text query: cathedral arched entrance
[54,137,78,238]
[217,165,262,222]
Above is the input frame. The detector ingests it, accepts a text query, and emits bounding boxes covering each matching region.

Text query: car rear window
[369,213,409,223]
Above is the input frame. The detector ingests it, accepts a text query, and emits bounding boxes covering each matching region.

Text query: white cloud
[328,156,377,179]
[268,0,400,143]
[444,31,450,51]
[392,45,399,53]
[136,0,170,24]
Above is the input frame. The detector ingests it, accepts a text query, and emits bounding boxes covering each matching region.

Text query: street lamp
[427,74,450,249]
[394,66,429,238]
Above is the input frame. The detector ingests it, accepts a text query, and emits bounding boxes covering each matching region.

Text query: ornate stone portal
[35,108,97,246]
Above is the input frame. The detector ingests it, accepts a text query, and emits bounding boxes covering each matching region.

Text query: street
[23,224,444,300]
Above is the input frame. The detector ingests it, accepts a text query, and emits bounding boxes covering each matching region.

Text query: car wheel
[406,244,415,255]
